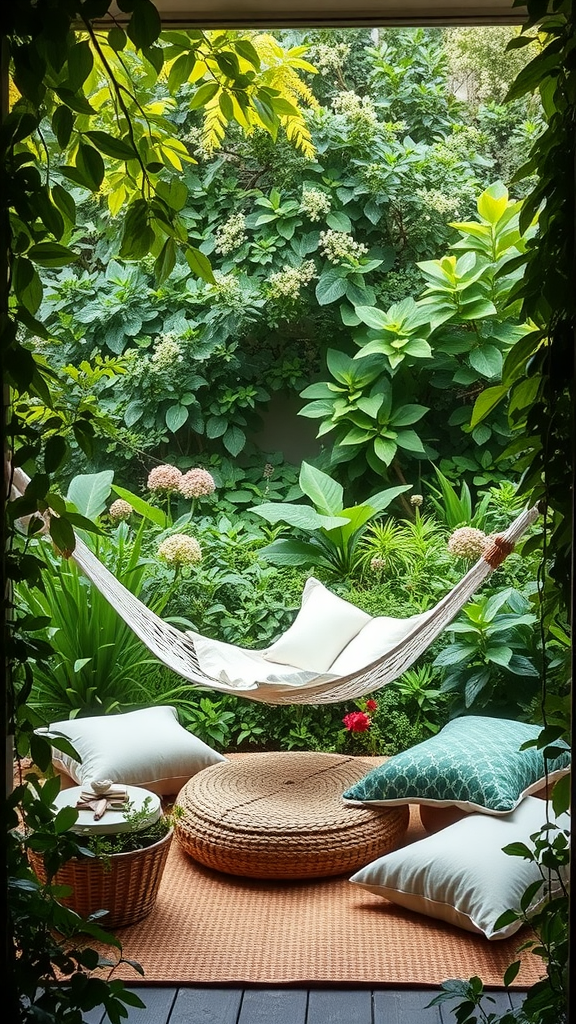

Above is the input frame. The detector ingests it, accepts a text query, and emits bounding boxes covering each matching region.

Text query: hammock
[11,467,540,706]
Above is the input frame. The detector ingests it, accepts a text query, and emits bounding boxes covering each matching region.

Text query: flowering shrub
[299,187,331,221]
[319,229,368,265]
[447,526,487,560]
[157,534,202,568]
[147,464,183,493]
[180,468,216,500]
[109,499,133,522]
[214,213,247,255]
[150,335,184,371]
[267,261,316,301]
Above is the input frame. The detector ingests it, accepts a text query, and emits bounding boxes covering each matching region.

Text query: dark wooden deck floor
[83,985,528,1023]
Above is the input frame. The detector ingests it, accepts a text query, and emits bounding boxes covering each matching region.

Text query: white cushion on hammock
[190,634,337,689]
[262,577,371,673]
[329,611,431,675]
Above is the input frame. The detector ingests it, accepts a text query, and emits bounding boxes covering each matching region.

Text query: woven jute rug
[101,802,545,988]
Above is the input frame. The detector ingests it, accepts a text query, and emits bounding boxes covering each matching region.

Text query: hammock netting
[11,468,540,706]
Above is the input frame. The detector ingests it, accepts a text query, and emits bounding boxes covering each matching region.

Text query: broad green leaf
[112,485,167,527]
[470,385,508,427]
[84,130,136,161]
[258,538,332,569]
[189,81,220,109]
[299,461,344,515]
[373,436,397,466]
[27,243,78,268]
[127,0,162,49]
[67,471,114,520]
[315,268,347,306]
[326,211,352,232]
[223,425,246,456]
[395,429,426,454]
[165,404,188,432]
[249,501,348,531]
[469,345,503,379]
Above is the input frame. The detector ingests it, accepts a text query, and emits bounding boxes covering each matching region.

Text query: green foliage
[250,461,410,576]
[433,587,540,717]
[7,769,146,1022]
[298,182,536,490]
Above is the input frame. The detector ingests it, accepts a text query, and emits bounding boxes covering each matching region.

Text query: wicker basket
[29,829,173,929]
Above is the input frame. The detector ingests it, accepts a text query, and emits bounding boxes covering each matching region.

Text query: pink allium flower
[365,699,378,712]
[157,534,202,567]
[109,499,133,522]
[179,468,216,499]
[343,711,371,733]
[147,464,183,493]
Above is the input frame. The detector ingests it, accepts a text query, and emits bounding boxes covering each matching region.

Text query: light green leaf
[66,471,114,520]
[299,461,344,515]
[112,485,167,527]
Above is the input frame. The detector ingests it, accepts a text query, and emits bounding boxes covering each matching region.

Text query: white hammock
[11,467,540,705]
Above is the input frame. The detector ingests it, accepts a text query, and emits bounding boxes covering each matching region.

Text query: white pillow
[349,796,570,940]
[190,633,337,689]
[262,577,371,673]
[36,705,227,796]
[330,612,430,675]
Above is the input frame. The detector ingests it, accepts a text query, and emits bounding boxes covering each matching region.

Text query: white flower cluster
[447,527,488,560]
[157,533,202,568]
[300,187,331,222]
[150,335,184,371]
[331,91,378,129]
[417,188,461,218]
[212,272,243,306]
[319,229,368,265]
[214,213,247,255]
[267,261,316,301]
[307,42,350,75]
[183,126,213,161]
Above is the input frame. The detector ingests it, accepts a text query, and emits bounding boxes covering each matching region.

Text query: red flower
[343,711,371,733]
[365,699,378,712]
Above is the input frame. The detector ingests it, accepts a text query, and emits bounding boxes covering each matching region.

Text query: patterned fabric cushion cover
[343,715,571,814]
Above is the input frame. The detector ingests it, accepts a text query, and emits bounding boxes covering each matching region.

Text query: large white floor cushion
[36,705,227,796]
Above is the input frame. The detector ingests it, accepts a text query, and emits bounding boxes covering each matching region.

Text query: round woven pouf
[174,751,409,879]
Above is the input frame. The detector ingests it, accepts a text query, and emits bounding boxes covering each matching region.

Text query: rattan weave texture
[174,751,409,879]
[29,830,173,928]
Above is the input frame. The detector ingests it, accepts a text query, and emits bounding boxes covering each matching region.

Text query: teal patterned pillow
[343,716,571,814]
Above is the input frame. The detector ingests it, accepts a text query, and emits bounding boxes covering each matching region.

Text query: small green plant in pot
[26,773,175,931]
